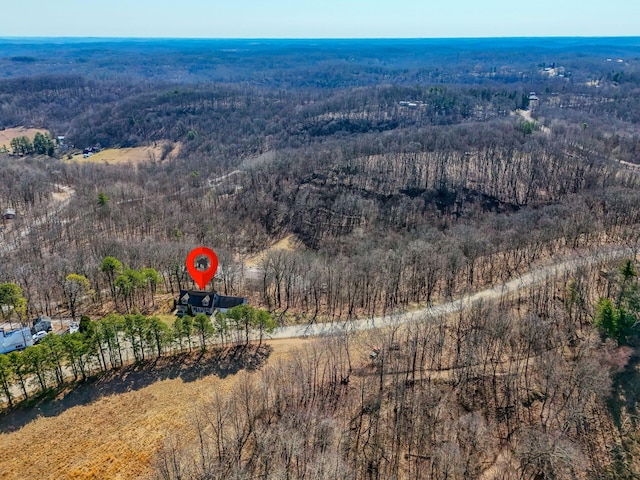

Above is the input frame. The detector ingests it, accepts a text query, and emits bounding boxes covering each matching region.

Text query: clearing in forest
[514,109,551,134]
[70,142,180,165]
[0,127,49,147]
[244,234,300,268]
[0,337,311,480]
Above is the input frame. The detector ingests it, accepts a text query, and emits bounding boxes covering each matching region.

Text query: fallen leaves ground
[0,338,310,480]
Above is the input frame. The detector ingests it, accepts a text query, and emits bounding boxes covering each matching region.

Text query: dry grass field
[244,234,299,268]
[0,338,311,480]
[0,127,48,147]
[69,143,180,165]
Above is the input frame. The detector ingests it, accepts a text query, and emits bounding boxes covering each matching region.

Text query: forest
[1,37,640,479]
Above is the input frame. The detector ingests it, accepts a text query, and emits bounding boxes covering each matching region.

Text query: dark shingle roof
[178,290,246,310]
[217,295,247,309]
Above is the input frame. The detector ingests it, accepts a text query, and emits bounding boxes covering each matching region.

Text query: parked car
[32,331,48,343]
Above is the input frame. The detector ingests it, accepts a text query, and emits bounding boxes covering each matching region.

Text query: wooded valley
[1,37,640,479]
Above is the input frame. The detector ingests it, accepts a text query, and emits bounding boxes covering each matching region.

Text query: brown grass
[0,338,311,480]
[69,143,180,165]
[0,127,49,147]
[244,234,299,267]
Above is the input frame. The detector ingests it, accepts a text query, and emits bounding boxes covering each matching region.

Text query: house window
[202,295,210,307]
[181,293,190,304]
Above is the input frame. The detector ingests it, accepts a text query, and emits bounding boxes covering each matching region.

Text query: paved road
[270,245,636,340]
[1,244,635,404]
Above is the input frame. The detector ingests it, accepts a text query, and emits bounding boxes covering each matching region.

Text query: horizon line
[1,35,639,41]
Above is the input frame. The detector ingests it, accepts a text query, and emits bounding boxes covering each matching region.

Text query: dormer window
[202,295,210,307]
[181,293,190,304]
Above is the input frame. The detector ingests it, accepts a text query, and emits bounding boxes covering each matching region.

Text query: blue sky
[1,0,638,38]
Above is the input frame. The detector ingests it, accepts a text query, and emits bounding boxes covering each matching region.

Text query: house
[3,208,16,220]
[176,289,247,316]
[56,136,69,150]
[82,146,100,158]
[399,101,418,108]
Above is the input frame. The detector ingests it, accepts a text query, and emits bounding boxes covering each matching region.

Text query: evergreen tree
[194,313,214,351]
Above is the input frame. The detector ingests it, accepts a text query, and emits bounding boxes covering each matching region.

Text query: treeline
[541,82,640,127]
[0,155,54,209]
[0,75,593,160]
[0,305,275,409]
[155,260,639,479]
[5,128,640,320]
[3,38,639,86]
[1,42,640,325]
[60,78,631,160]
[4,132,55,156]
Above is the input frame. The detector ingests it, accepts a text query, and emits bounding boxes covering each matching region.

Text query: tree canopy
[593,259,640,345]
[0,282,27,327]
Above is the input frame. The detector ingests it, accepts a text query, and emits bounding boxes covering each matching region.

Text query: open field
[244,234,299,268]
[0,338,312,480]
[0,127,48,146]
[69,143,180,165]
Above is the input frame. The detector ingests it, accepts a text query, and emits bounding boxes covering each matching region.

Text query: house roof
[178,290,246,310]
[217,295,247,309]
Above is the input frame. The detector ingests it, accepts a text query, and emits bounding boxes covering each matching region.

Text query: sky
[1,0,638,38]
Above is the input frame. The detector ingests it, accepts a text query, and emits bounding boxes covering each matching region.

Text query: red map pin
[186,247,219,290]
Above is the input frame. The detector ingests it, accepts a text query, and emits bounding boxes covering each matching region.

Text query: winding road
[271,245,637,340]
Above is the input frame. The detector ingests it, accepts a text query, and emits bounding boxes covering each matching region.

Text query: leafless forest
[1,38,640,478]
[157,261,639,479]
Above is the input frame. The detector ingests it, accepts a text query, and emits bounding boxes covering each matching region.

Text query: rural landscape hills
[1,37,640,479]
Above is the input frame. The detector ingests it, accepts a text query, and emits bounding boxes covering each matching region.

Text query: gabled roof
[178,290,247,310]
[179,290,214,308]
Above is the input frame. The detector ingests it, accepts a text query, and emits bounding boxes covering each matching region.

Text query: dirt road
[515,108,551,134]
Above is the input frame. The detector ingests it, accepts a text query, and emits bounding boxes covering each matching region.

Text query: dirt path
[515,108,551,134]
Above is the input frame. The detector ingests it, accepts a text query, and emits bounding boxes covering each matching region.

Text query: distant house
[399,101,420,108]
[3,208,15,220]
[56,136,69,150]
[176,290,247,316]
[82,146,100,158]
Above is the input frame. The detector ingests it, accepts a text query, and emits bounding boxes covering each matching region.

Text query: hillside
[1,38,640,479]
